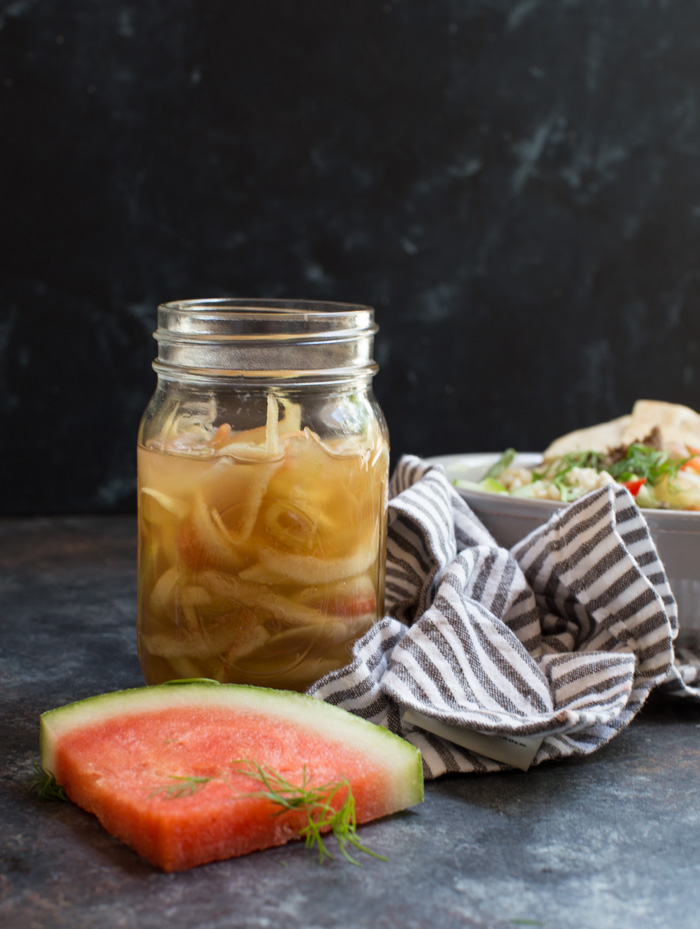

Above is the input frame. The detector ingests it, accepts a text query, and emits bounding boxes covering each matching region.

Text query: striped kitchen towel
[309,455,700,778]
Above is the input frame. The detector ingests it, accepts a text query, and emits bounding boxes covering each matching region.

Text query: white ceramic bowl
[429,452,700,646]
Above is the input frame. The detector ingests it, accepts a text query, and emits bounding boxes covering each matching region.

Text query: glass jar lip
[159,298,375,316]
[153,297,379,382]
[156,298,378,343]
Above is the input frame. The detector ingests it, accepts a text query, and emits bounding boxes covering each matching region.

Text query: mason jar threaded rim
[153,298,379,384]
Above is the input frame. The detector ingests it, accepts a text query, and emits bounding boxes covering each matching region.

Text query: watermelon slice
[39,681,423,871]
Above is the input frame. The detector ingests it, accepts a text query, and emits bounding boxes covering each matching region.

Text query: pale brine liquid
[137,399,388,691]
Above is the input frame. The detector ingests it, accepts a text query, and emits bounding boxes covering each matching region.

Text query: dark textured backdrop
[2,0,700,514]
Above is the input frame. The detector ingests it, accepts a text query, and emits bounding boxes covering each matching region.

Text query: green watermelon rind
[40,680,424,811]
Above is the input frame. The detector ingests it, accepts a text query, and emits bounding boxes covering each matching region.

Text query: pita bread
[543,414,631,458]
[622,400,700,447]
[543,400,700,459]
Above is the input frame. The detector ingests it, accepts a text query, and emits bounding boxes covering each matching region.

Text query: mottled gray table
[2,517,699,929]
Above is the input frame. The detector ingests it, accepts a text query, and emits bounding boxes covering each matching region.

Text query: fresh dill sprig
[231,759,388,866]
[29,763,70,801]
[147,775,213,799]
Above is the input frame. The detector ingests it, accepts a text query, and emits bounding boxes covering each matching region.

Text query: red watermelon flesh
[40,682,424,871]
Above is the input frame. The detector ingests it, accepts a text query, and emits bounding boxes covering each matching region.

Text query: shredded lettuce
[484,448,517,479]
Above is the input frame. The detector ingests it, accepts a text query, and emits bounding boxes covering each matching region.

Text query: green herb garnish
[231,759,388,866]
[605,443,690,485]
[148,775,214,799]
[533,444,691,497]
[531,451,602,501]
[144,760,387,865]
[29,763,70,801]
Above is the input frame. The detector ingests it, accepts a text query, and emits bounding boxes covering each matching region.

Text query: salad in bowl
[432,401,700,644]
[456,400,700,512]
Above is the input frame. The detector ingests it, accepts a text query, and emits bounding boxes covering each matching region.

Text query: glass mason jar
[137,299,389,692]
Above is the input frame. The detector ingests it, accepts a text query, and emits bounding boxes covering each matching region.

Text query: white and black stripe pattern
[309,455,700,778]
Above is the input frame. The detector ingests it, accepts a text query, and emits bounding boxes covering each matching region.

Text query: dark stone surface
[2,2,700,514]
[1,515,700,928]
